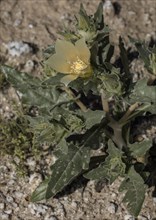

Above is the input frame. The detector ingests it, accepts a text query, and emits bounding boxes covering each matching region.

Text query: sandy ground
[0,0,156,219]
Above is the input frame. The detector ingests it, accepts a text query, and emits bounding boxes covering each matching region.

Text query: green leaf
[31,178,50,202]
[94,1,104,29]
[130,38,150,70]
[41,74,64,86]
[42,45,55,60]
[130,78,156,104]
[119,37,130,76]
[0,65,40,87]
[97,35,114,67]
[57,138,68,154]
[32,143,90,201]
[121,103,152,125]
[28,106,85,151]
[119,37,132,93]
[98,71,123,97]
[146,104,156,114]
[59,30,78,42]
[77,4,91,31]
[130,37,156,75]
[79,124,106,150]
[0,65,73,111]
[128,139,152,158]
[0,65,59,109]
[119,166,147,217]
[31,122,106,201]
[51,107,85,133]
[68,77,99,95]
[81,109,105,129]
[84,140,126,184]
[28,116,67,146]
[133,40,150,68]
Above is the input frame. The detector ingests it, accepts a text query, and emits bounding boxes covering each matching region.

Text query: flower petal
[60,74,78,86]
[55,40,78,61]
[75,38,90,63]
[45,54,70,73]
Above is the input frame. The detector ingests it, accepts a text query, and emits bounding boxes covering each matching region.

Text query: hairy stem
[101,90,109,113]
[119,102,139,124]
[63,86,88,112]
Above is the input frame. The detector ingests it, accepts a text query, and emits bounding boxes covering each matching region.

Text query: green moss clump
[0,117,35,176]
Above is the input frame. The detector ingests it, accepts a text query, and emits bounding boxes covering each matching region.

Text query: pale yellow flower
[46,38,93,85]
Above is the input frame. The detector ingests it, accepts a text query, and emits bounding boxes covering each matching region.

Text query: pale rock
[153,197,156,203]
[138,215,148,220]
[45,216,58,220]
[124,214,135,220]
[4,209,12,214]
[6,41,32,57]
[107,202,118,214]
[6,195,14,203]
[14,191,24,199]
[0,203,5,209]
[1,213,9,220]
[24,60,34,73]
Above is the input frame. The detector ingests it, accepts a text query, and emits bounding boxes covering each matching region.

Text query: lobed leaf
[128,139,152,158]
[31,143,90,201]
[119,166,147,217]
[94,1,104,30]
[0,65,59,109]
[81,109,105,129]
[84,140,126,184]
[31,121,106,202]
[130,78,156,106]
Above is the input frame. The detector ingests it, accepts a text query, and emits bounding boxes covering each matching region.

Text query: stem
[63,86,88,112]
[119,102,139,124]
[101,90,109,113]
[108,119,127,148]
[108,102,140,148]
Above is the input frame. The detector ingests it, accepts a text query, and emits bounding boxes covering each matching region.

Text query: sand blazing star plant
[0,2,156,218]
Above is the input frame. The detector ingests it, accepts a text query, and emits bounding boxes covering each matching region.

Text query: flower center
[70,57,88,74]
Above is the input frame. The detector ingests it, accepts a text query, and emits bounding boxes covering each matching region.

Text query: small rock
[13,19,22,27]
[103,0,113,10]
[36,204,48,215]
[153,197,156,203]
[14,191,24,199]
[71,201,77,209]
[1,213,9,220]
[24,60,34,73]
[4,210,12,214]
[107,202,118,214]
[29,24,34,29]
[8,180,15,185]
[45,216,58,220]
[6,41,32,57]
[124,214,135,220]
[111,192,117,198]
[138,215,148,220]
[29,173,40,184]
[0,203,5,209]
[6,195,14,203]
[28,203,36,215]
[12,202,18,208]
[0,165,8,172]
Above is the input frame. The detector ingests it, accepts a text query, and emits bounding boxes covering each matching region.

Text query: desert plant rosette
[0,2,156,217]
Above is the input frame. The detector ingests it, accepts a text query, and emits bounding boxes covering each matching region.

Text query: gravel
[0,158,155,220]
